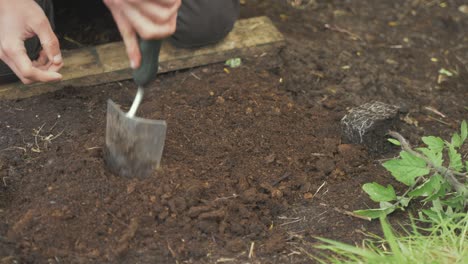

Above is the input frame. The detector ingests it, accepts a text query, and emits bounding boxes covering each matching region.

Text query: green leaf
[422,136,444,152]
[451,133,462,148]
[362,183,397,202]
[417,147,443,167]
[461,120,467,144]
[448,145,463,171]
[439,68,453,76]
[422,209,444,222]
[354,205,396,219]
[424,181,449,202]
[408,174,442,197]
[466,161,468,173]
[388,138,401,146]
[397,196,411,207]
[379,216,403,260]
[431,198,443,212]
[382,151,430,186]
[441,195,465,211]
[225,58,242,68]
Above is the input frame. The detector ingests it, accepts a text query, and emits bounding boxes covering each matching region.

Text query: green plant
[355,121,468,219]
[313,212,468,264]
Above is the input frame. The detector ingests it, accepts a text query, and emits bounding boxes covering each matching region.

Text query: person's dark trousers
[0,0,240,84]
[170,0,239,48]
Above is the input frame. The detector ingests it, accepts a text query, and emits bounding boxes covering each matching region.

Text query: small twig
[64,35,84,48]
[279,218,302,227]
[313,181,327,197]
[424,106,446,118]
[190,72,201,80]
[1,146,27,153]
[310,153,327,157]
[48,120,59,132]
[427,116,451,126]
[319,203,371,221]
[32,123,46,152]
[271,172,291,187]
[248,242,255,259]
[86,147,102,150]
[388,131,467,197]
[324,24,362,41]
[213,194,238,202]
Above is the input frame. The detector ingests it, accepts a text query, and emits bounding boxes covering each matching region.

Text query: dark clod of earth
[341,101,400,154]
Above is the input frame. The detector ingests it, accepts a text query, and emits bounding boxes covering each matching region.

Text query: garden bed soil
[1,0,467,263]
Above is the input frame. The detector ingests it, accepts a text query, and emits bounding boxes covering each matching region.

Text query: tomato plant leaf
[362,183,397,202]
[424,181,449,202]
[408,174,442,197]
[354,205,396,219]
[451,133,462,148]
[417,147,443,167]
[422,136,444,153]
[448,145,463,172]
[383,151,430,186]
[397,196,411,207]
[388,138,401,146]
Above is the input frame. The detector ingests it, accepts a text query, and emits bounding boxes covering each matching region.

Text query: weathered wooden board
[0,16,285,100]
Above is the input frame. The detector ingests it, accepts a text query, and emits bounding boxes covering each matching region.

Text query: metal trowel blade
[105,99,167,178]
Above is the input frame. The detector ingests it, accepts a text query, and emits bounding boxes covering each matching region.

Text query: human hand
[0,0,63,84]
[103,0,181,69]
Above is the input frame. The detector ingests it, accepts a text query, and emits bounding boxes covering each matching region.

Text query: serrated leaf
[408,174,442,197]
[388,138,401,146]
[362,183,397,202]
[354,205,396,219]
[461,120,467,144]
[424,181,449,202]
[417,147,443,167]
[422,136,444,153]
[397,196,411,207]
[448,145,463,171]
[382,151,430,186]
[451,133,462,148]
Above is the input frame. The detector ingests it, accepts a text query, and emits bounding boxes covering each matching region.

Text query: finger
[32,50,49,67]
[129,0,180,24]
[128,0,178,8]
[31,16,62,65]
[109,8,141,69]
[1,56,33,84]
[11,47,62,83]
[123,5,178,39]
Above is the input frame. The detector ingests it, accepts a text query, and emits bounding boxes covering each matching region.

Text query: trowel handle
[132,39,162,87]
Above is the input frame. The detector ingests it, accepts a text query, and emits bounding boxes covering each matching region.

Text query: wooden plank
[0,16,285,100]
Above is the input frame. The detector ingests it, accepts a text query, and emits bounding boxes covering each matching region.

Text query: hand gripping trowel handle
[127,39,163,117]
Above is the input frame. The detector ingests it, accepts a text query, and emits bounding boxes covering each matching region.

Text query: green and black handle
[132,39,162,87]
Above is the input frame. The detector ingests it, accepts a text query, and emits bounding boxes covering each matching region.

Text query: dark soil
[1,0,468,263]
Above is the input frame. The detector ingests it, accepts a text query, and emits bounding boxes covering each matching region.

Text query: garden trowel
[105,39,166,178]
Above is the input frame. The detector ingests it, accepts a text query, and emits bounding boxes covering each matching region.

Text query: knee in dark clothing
[169,0,240,49]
